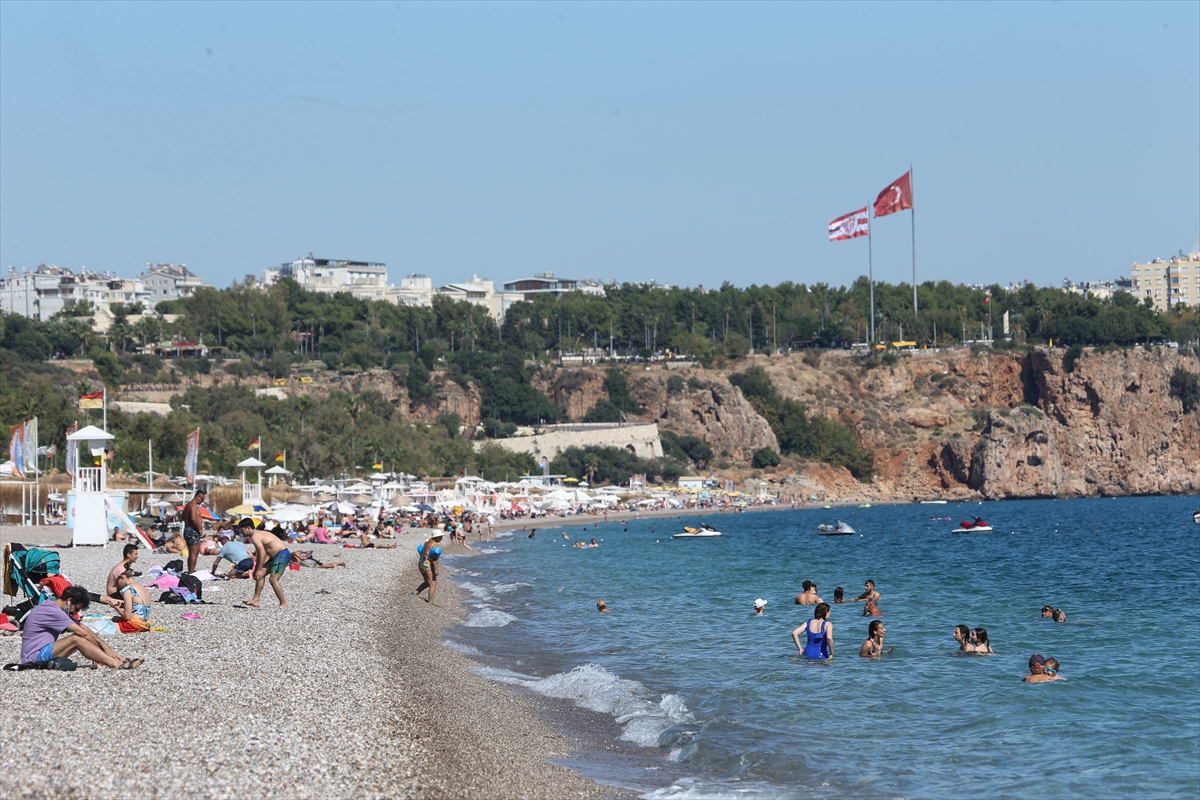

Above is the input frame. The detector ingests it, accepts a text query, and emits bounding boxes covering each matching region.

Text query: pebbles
[0,531,611,799]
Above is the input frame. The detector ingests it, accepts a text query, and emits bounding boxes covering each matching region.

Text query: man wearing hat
[1023,653,1059,683]
[210,525,255,579]
[753,598,768,615]
[246,518,290,608]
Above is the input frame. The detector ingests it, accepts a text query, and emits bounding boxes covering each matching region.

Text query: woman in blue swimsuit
[792,602,834,659]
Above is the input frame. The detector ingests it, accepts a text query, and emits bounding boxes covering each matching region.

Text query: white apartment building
[433,275,524,321]
[139,264,207,308]
[262,256,388,301]
[1061,277,1134,301]
[1130,252,1200,312]
[1,265,72,320]
[385,274,434,307]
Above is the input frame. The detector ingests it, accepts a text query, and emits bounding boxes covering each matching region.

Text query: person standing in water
[971,627,995,654]
[859,620,893,658]
[794,580,822,606]
[792,603,834,659]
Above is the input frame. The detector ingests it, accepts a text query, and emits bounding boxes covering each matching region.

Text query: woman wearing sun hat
[413,531,445,604]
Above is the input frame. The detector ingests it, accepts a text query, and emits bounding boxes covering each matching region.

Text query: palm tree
[295,395,313,435]
[583,452,599,486]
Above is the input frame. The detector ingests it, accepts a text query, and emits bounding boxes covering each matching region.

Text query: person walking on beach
[413,532,444,604]
[792,603,834,659]
[246,520,290,608]
[181,489,207,575]
[859,620,892,658]
[794,580,822,606]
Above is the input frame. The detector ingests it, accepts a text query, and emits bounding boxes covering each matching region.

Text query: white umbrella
[270,506,312,523]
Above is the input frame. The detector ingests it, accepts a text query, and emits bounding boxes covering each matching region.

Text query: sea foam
[464,609,518,628]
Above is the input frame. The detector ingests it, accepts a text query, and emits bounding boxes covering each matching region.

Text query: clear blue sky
[2,1,1196,291]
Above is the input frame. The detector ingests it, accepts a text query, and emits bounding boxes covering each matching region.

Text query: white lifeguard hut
[265,465,290,487]
[67,425,114,546]
[238,457,266,505]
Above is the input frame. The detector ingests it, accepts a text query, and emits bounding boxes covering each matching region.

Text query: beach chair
[3,543,61,626]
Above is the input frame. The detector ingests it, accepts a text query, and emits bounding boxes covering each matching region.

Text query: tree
[1169,367,1199,414]
[583,452,600,485]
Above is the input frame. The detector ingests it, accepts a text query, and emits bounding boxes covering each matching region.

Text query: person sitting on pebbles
[246,519,290,609]
[114,570,153,628]
[211,529,255,579]
[20,586,142,669]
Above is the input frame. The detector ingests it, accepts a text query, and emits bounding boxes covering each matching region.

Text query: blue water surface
[445,496,1200,799]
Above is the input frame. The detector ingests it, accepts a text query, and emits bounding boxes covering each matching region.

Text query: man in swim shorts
[247,520,289,608]
[180,489,207,575]
[20,586,140,669]
[212,529,255,579]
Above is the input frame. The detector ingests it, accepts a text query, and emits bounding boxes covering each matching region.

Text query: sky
[1,1,1197,292]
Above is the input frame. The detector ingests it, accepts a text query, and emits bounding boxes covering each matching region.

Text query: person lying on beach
[859,620,893,658]
[246,521,290,608]
[970,627,994,654]
[291,551,347,569]
[1052,608,1067,623]
[597,599,612,613]
[212,530,255,579]
[20,586,141,669]
[197,536,221,556]
[114,570,152,624]
[359,528,399,549]
[848,580,880,604]
[832,587,845,604]
[413,532,444,604]
[753,598,767,615]
[862,599,883,617]
[954,624,975,652]
[106,544,141,598]
[792,603,833,659]
[162,534,187,557]
[794,580,822,606]
[1023,653,1059,683]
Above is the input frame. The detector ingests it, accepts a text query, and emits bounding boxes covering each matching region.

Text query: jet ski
[953,517,993,533]
[673,523,722,539]
[814,520,856,536]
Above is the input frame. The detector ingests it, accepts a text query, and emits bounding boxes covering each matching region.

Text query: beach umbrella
[270,506,312,523]
[225,502,270,517]
[347,494,374,505]
[289,494,318,506]
[335,501,357,515]
[416,503,436,513]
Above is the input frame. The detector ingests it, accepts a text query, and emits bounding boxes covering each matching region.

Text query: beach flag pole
[868,205,875,343]
[911,162,918,320]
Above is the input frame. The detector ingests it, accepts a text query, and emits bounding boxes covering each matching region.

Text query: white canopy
[67,425,113,441]
[265,465,291,475]
[237,457,267,468]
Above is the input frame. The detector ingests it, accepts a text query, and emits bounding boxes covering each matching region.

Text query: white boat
[920,500,948,504]
[814,520,856,536]
[1193,511,1200,524]
[673,524,722,539]
[952,518,993,534]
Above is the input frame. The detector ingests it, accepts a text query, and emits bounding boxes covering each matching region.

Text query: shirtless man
[1023,653,1059,683]
[849,580,880,605]
[180,489,207,575]
[106,544,140,598]
[246,519,289,608]
[794,580,822,606]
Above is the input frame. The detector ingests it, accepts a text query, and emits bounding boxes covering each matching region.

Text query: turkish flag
[874,171,913,218]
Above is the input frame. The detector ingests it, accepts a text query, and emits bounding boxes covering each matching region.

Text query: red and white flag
[828,207,869,241]
[874,171,913,218]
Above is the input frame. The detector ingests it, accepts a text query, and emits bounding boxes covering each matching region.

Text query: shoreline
[0,526,619,799]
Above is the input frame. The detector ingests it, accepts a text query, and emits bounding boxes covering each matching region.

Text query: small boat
[814,520,856,536]
[1193,511,1200,524]
[920,500,948,505]
[673,524,722,539]
[953,517,993,534]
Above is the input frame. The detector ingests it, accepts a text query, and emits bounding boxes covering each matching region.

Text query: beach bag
[160,591,185,604]
[164,559,184,573]
[176,573,202,600]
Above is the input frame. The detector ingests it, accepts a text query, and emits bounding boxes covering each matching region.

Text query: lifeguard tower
[238,457,266,506]
[67,425,114,546]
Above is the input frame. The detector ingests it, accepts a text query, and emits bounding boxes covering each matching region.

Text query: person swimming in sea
[954,624,975,653]
[970,627,995,654]
[1023,653,1060,683]
[597,599,612,613]
[849,580,880,605]
[862,599,883,617]
[859,620,893,658]
[832,587,846,604]
[1051,608,1067,623]
[753,598,767,615]
[794,580,822,606]
[791,603,833,659]
[1041,605,1054,619]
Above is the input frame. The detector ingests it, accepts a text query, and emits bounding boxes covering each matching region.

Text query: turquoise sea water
[444,497,1200,799]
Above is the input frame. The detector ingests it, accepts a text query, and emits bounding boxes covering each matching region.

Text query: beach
[0,525,614,799]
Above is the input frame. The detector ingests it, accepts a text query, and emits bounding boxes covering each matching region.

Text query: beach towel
[82,614,117,636]
[147,575,180,591]
[38,574,72,598]
[118,617,151,634]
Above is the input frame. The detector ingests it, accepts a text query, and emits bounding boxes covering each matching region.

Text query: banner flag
[65,423,78,477]
[185,429,201,484]
[873,171,913,218]
[23,418,38,473]
[79,391,104,409]
[275,452,286,462]
[247,437,261,450]
[828,207,869,241]
[8,425,24,479]
[372,461,383,470]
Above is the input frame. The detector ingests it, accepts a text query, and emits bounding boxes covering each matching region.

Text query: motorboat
[952,517,993,534]
[814,520,856,536]
[673,523,722,539]
[1193,511,1200,524]
[919,500,948,504]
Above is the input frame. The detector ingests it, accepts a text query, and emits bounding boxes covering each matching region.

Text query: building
[433,275,524,321]
[1061,277,1134,301]
[1130,252,1200,312]
[261,256,387,301]
[139,264,207,308]
[1,265,73,320]
[502,272,605,301]
[385,274,434,307]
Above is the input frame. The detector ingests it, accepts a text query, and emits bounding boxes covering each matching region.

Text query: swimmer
[859,620,893,658]
[849,580,880,604]
[1052,608,1067,623]
[562,532,569,540]
[588,539,599,548]
[1023,653,1059,683]
[862,599,883,617]
[753,598,767,615]
[970,627,994,654]
[833,587,846,604]
[1041,605,1053,618]
[597,599,612,613]
[954,624,975,653]
[1045,656,1061,678]
[794,580,822,606]
[527,529,536,539]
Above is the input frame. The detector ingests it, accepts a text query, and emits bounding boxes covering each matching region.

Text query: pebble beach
[0,527,613,799]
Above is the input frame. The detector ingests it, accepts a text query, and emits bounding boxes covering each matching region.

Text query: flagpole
[102,386,107,431]
[911,162,918,320]
[868,204,876,343]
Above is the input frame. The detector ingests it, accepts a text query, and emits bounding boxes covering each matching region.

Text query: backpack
[176,573,202,600]
[164,559,184,574]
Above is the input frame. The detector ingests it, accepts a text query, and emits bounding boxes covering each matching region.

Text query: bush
[1062,344,1083,373]
[437,411,462,439]
[751,447,780,468]
[583,399,623,423]
[1169,367,1200,414]
[667,374,685,395]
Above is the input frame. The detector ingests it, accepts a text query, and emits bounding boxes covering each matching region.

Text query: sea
[441,496,1200,799]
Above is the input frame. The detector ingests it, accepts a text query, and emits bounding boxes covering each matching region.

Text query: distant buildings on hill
[1129,251,1200,312]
